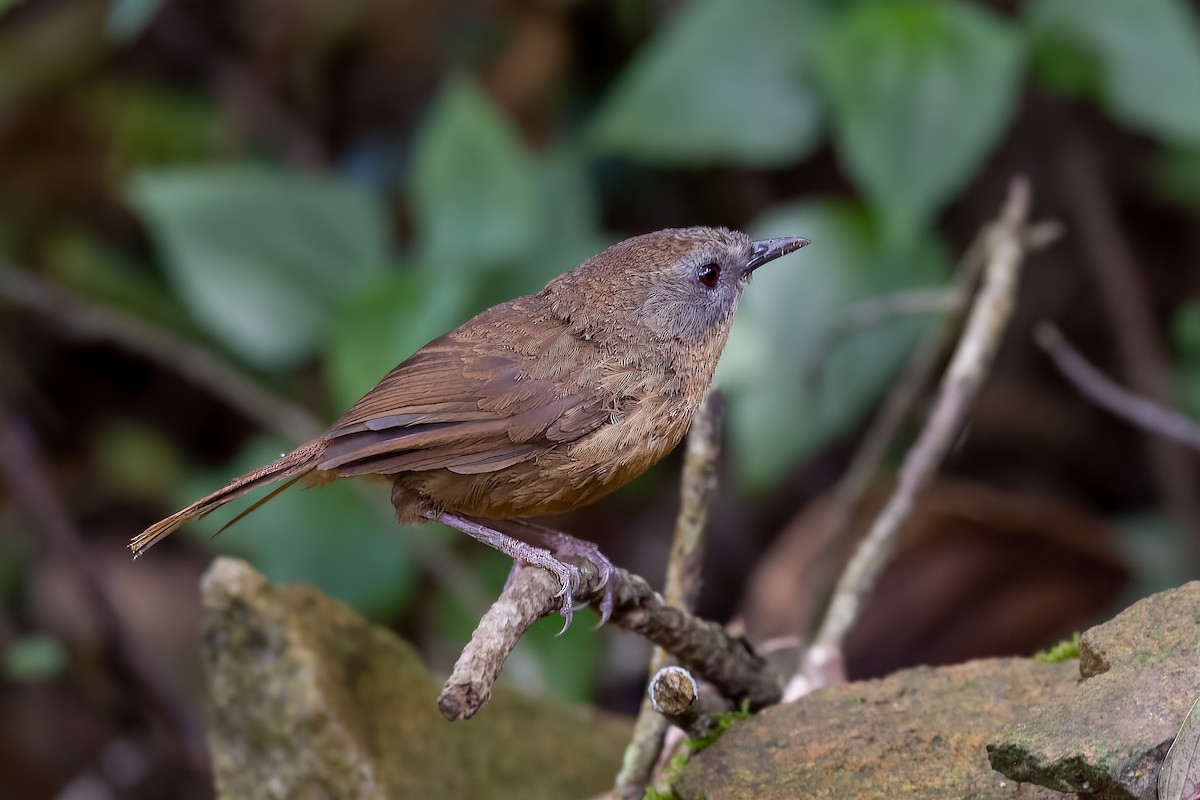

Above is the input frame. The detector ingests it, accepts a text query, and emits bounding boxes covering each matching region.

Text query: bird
[131,227,809,627]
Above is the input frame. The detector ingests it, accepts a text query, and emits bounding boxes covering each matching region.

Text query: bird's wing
[318,332,610,477]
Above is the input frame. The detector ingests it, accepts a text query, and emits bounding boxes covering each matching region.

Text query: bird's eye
[697,263,720,288]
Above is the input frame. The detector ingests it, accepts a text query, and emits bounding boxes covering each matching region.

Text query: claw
[556,600,574,636]
[592,576,617,628]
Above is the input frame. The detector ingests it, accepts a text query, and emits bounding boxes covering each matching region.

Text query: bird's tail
[129,438,327,558]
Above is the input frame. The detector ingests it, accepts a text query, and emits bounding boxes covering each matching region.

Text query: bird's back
[313,290,699,521]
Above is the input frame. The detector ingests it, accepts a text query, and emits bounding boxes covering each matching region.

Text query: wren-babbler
[132,227,809,626]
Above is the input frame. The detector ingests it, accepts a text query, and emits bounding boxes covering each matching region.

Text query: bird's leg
[424,511,584,633]
[499,518,618,626]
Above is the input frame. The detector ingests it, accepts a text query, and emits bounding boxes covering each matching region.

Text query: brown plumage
[131,227,808,622]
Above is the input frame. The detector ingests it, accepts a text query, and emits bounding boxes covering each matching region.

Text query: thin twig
[0,395,207,764]
[663,391,722,612]
[0,265,321,441]
[795,221,1060,648]
[614,393,723,799]
[798,179,1036,697]
[439,562,780,721]
[1062,141,1200,570]
[814,224,1058,570]
[1036,322,1200,453]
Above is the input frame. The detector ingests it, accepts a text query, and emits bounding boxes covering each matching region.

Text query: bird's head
[547,226,809,345]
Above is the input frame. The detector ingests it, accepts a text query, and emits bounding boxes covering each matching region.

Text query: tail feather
[130,439,326,558]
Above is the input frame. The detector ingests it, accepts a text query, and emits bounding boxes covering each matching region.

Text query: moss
[683,702,752,753]
[1033,632,1081,663]
[647,704,751,800]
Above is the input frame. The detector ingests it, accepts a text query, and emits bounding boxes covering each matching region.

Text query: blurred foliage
[2,634,66,681]
[816,0,1024,240]
[1027,0,1200,143]
[2,0,1200,717]
[722,200,947,487]
[129,166,392,367]
[588,0,823,165]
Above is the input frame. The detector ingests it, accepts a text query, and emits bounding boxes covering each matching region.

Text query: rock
[988,581,1200,799]
[675,657,1077,799]
[200,558,630,800]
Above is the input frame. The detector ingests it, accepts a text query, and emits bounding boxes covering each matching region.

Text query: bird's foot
[502,544,584,634]
[503,522,619,628]
[428,511,617,633]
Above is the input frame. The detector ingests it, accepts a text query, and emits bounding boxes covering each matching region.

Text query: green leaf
[3,635,66,682]
[524,147,611,282]
[181,438,417,620]
[1028,0,1200,145]
[327,271,472,409]
[410,75,540,271]
[719,201,949,489]
[330,149,609,413]
[466,147,613,308]
[587,0,824,166]
[817,0,1024,239]
[130,166,390,368]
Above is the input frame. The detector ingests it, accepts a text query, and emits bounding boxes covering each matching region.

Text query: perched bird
[132,227,809,626]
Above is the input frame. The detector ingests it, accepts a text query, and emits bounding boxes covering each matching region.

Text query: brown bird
[131,227,808,626]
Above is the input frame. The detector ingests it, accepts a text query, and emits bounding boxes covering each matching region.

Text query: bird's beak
[744,235,811,276]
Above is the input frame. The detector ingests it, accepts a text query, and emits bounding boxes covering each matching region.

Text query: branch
[798,178,1038,697]
[1036,322,1200,453]
[1062,140,1200,570]
[646,666,731,740]
[614,392,722,799]
[799,221,1061,624]
[0,266,321,441]
[0,394,206,763]
[439,562,779,721]
[647,667,702,733]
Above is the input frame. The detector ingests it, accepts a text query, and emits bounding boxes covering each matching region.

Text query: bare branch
[805,222,1061,391]
[665,391,723,612]
[799,179,1038,697]
[614,392,723,798]
[439,561,780,722]
[1036,322,1200,453]
[647,667,715,740]
[1062,141,1200,570]
[798,221,1062,625]
[648,667,699,722]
